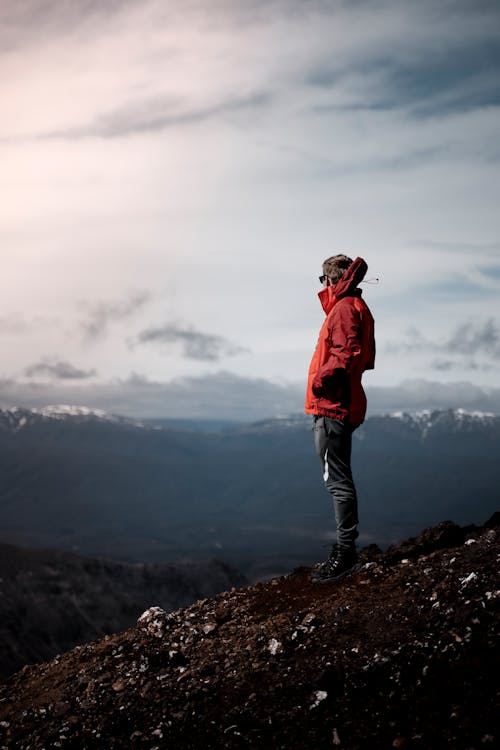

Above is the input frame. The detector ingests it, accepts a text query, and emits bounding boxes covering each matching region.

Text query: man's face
[319,274,332,288]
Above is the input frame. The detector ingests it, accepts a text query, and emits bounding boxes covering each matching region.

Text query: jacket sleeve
[313,300,362,386]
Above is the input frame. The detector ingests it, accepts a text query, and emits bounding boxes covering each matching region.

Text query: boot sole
[310,561,363,584]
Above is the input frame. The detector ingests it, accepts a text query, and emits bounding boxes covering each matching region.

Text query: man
[305,254,375,582]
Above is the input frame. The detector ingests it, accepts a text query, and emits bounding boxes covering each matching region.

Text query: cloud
[0,315,59,335]
[134,323,249,361]
[0,371,303,421]
[365,379,500,417]
[39,91,271,140]
[80,291,151,339]
[24,359,97,380]
[1,373,500,420]
[311,48,500,119]
[388,319,500,371]
[0,316,29,334]
[302,1,500,119]
[0,0,137,51]
[445,319,500,358]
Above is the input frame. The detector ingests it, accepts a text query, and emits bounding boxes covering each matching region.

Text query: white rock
[268,638,283,656]
[311,690,328,709]
[137,606,172,637]
[459,572,478,587]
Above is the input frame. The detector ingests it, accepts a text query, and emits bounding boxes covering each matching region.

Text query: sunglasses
[319,275,329,284]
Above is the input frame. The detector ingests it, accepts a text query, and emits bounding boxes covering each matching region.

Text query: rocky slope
[0,517,498,749]
[0,543,245,679]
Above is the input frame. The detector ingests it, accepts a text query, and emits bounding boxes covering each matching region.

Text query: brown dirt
[0,520,498,749]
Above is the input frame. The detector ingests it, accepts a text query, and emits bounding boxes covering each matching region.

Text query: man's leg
[313,416,359,550]
[312,416,359,581]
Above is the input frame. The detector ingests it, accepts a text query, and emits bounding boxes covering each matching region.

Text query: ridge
[1,517,498,749]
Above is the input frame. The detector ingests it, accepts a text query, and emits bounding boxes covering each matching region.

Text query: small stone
[268,638,283,656]
[112,679,126,692]
[460,572,478,587]
[332,727,341,745]
[310,690,327,708]
[392,737,407,748]
[301,613,317,626]
[137,606,171,638]
[202,622,218,635]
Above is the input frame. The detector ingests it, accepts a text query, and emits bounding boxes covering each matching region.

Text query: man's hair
[322,254,353,284]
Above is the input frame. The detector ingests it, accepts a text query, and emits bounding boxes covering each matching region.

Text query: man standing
[305,255,375,582]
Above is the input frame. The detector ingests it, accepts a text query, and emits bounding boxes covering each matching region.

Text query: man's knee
[325,478,357,502]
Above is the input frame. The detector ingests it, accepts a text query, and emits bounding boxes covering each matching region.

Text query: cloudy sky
[1,0,500,418]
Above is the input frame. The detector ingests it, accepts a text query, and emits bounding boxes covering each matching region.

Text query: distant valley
[0,540,244,678]
[0,405,498,580]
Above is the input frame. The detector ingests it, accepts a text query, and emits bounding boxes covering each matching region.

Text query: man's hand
[311,375,326,398]
[312,369,346,398]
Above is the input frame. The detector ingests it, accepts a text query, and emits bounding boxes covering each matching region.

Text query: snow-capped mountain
[388,408,498,436]
[0,405,498,436]
[230,408,500,440]
[0,405,154,433]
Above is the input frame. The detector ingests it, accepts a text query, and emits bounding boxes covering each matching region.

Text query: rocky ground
[0,543,245,679]
[0,517,498,749]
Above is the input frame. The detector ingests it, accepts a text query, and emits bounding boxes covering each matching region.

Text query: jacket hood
[318,256,368,315]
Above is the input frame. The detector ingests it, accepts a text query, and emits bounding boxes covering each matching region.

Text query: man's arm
[312,300,362,397]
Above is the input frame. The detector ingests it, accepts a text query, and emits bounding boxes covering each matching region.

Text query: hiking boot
[312,544,338,572]
[311,547,360,583]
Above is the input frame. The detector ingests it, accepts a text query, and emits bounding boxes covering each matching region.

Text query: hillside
[1,516,498,749]
[0,544,245,679]
[0,406,499,579]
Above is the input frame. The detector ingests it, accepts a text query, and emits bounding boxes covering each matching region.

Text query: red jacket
[305,257,375,427]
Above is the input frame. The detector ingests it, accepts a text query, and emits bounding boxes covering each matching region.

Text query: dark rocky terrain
[0,543,245,679]
[0,516,498,749]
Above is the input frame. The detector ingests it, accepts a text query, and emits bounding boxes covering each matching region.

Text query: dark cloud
[42,92,271,140]
[81,291,150,339]
[365,379,500,417]
[445,319,500,358]
[306,3,500,118]
[478,263,500,281]
[386,326,434,354]
[0,371,303,421]
[24,360,97,380]
[430,359,454,372]
[134,323,249,361]
[388,319,500,371]
[1,373,500,420]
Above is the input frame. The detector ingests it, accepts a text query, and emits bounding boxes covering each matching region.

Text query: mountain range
[0,405,498,580]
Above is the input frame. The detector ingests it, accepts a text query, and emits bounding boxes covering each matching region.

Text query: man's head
[320,254,353,286]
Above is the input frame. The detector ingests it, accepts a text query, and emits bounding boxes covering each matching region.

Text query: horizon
[1,399,499,423]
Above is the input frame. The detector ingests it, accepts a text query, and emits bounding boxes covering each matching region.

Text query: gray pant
[313,416,359,550]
